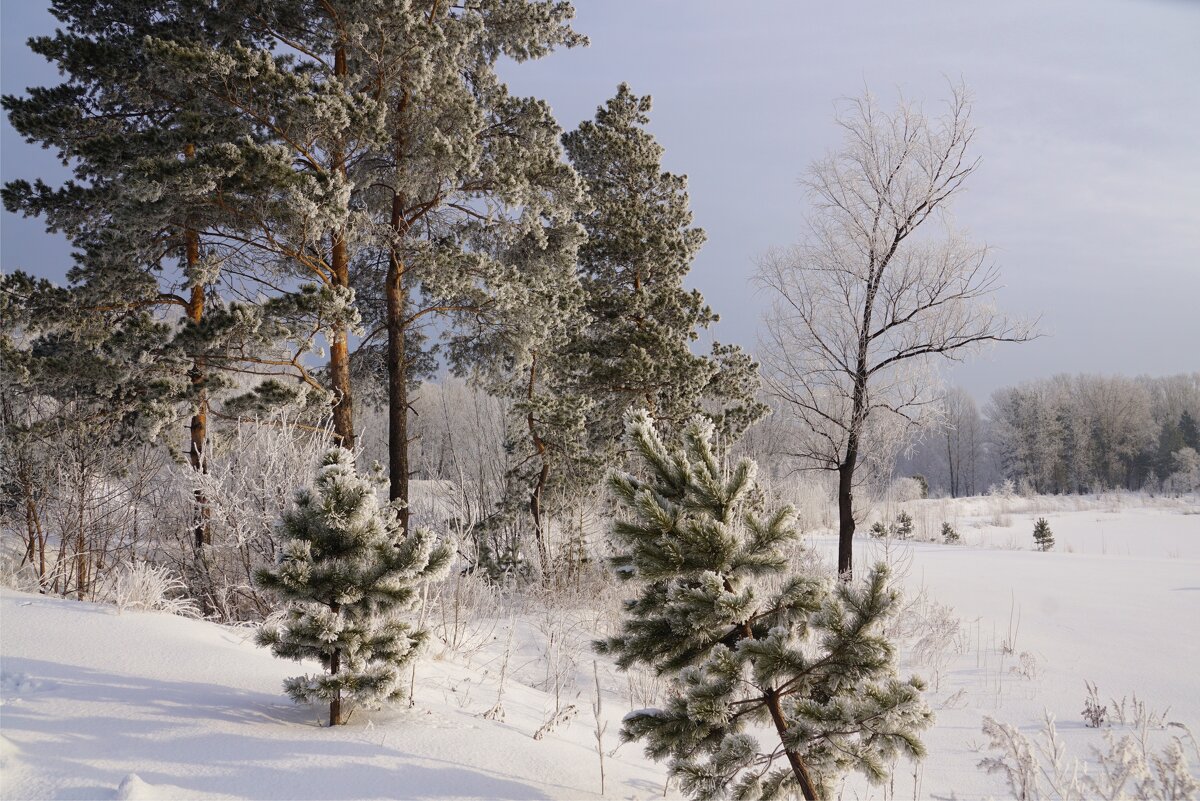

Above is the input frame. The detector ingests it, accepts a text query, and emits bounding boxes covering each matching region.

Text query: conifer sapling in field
[600,410,932,801]
[256,448,454,725]
[942,522,960,544]
[1033,518,1054,552]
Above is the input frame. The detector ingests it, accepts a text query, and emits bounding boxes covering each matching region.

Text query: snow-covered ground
[2,493,1198,800]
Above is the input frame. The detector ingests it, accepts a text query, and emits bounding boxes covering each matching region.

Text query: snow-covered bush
[990,479,1018,500]
[98,560,199,617]
[979,711,1199,800]
[156,415,334,621]
[890,476,926,503]
[1166,448,1200,494]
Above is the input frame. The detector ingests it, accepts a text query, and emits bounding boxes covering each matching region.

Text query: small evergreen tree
[1033,518,1054,552]
[256,448,454,726]
[941,522,959,544]
[600,411,931,801]
[894,511,914,540]
[869,520,890,539]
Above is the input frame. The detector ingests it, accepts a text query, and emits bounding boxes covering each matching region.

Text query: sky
[2,0,1198,400]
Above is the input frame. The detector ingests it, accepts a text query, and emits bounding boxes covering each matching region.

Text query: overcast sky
[3,1,1198,400]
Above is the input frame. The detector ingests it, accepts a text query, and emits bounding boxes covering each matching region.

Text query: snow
[2,494,1198,800]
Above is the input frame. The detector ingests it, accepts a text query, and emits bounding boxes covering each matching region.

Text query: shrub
[941,522,959,544]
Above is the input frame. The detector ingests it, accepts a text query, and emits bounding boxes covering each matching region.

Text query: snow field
[2,493,1198,800]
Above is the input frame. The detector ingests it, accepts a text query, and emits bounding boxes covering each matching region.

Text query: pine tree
[1033,518,1054,552]
[563,85,768,471]
[600,411,931,801]
[1180,411,1200,453]
[338,0,587,542]
[1,0,276,546]
[941,522,959,544]
[256,447,454,726]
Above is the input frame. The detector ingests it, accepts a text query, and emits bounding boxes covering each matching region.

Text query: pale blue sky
[3,1,1198,398]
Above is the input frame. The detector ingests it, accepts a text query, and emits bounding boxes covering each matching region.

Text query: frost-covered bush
[890,476,926,503]
[1166,448,1200,494]
[979,712,1198,800]
[157,415,334,621]
[98,560,199,617]
[990,479,1018,500]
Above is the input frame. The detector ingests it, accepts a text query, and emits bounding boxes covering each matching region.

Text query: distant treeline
[898,373,1200,496]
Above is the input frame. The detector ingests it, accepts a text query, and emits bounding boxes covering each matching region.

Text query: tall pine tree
[257,447,454,726]
[342,0,587,539]
[1,0,283,547]
[563,85,768,459]
[601,410,931,801]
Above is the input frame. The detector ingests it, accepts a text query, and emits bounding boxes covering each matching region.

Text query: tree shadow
[1,657,553,800]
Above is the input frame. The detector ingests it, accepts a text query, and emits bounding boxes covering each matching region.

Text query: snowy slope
[0,591,667,801]
[2,497,1199,800]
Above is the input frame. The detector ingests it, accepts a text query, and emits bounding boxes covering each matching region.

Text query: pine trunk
[329,622,343,726]
[183,143,211,549]
[764,688,822,800]
[329,234,355,450]
[386,191,410,531]
[526,353,552,582]
[327,43,355,450]
[186,281,210,548]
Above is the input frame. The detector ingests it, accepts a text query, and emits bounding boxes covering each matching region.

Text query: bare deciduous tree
[944,386,982,497]
[758,86,1034,579]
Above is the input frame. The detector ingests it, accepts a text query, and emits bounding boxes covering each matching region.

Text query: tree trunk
[764,688,821,800]
[837,459,856,580]
[75,486,87,600]
[329,605,343,726]
[329,238,355,451]
[325,41,355,451]
[183,142,211,548]
[386,192,410,531]
[186,281,210,548]
[526,353,552,582]
[946,431,958,499]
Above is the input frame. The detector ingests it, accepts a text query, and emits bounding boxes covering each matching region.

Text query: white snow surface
[2,493,1199,800]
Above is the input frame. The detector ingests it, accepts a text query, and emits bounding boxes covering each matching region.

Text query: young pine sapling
[256,448,454,725]
[1033,518,1055,552]
[599,411,932,801]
